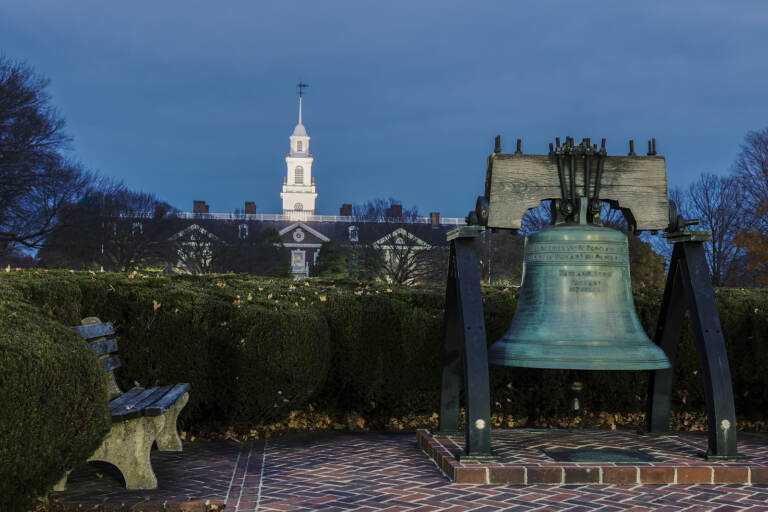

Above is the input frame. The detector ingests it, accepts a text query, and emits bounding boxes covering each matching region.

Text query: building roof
[292,122,307,137]
[170,217,454,247]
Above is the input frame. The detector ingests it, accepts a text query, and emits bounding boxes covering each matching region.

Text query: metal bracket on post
[435,225,498,461]
[646,216,743,459]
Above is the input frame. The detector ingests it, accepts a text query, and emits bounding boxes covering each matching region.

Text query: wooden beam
[486,154,669,231]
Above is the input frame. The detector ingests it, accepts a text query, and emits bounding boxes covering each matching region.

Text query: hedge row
[2,271,767,436]
[0,285,110,511]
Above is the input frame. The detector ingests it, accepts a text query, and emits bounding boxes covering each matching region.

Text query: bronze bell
[488,222,670,370]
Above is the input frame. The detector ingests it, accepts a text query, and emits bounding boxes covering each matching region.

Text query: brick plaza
[50,430,768,511]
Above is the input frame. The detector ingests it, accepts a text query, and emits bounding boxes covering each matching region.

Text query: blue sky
[1,1,766,218]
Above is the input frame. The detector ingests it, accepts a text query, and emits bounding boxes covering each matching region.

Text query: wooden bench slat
[108,387,145,411]
[72,322,115,340]
[99,355,121,372]
[110,387,157,422]
[90,338,119,357]
[145,383,190,416]
[132,385,174,414]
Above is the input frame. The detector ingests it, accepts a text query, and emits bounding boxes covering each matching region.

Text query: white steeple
[281,88,316,220]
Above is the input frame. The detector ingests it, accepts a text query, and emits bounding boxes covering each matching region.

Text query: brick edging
[416,430,768,485]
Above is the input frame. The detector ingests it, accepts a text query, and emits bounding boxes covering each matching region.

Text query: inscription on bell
[560,269,613,293]
[526,243,626,264]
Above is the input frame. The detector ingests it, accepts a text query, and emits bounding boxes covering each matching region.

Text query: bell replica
[488,138,669,370]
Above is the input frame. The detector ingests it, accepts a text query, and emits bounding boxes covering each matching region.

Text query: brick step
[417,429,768,485]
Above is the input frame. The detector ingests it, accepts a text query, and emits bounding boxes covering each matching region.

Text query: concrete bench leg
[53,470,71,492]
[89,415,166,489]
[156,392,189,451]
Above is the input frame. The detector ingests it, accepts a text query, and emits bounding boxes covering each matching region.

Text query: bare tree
[101,189,177,271]
[733,128,768,226]
[352,198,419,221]
[731,128,768,284]
[519,201,552,236]
[0,55,92,251]
[367,229,446,286]
[683,174,746,286]
[170,224,219,274]
[475,229,524,286]
[39,184,178,271]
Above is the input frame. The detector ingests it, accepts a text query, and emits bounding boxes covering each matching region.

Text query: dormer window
[348,225,359,242]
[238,223,248,240]
[297,141,303,152]
[295,166,304,184]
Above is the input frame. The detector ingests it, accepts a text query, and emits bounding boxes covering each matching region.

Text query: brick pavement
[49,430,768,511]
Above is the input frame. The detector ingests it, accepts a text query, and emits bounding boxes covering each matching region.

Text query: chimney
[430,211,440,227]
[192,200,209,214]
[245,201,257,214]
[340,203,352,216]
[386,204,403,218]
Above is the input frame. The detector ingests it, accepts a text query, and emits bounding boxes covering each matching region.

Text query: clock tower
[281,93,317,220]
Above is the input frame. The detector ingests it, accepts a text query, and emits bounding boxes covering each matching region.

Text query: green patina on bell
[488,218,670,370]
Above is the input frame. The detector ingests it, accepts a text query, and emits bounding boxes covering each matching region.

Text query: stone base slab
[417,428,768,485]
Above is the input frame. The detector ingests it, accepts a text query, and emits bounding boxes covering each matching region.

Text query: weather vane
[297,81,309,98]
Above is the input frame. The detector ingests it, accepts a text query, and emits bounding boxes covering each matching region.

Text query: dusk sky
[1,1,766,218]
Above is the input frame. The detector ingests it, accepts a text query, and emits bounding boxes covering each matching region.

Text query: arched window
[348,225,359,242]
[297,141,303,152]
[294,203,303,211]
[295,166,304,184]
[238,223,248,240]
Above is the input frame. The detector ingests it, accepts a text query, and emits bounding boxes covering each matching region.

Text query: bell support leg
[435,242,464,436]
[646,237,741,458]
[436,227,497,460]
[678,241,740,458]
[646,243,685,434]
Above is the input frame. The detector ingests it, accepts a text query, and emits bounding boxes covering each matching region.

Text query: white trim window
[294,166,304,184]
[348,225,359,242]
[297,141,303,152]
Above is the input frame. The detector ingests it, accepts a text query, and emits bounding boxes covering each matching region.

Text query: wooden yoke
[481,140,669,232]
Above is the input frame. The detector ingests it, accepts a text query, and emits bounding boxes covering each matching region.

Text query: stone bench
[54,317,190,490]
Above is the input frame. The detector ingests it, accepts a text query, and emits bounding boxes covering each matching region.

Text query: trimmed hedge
[1,271,767,436]
[0,289,110,511]
[227,306,331,424]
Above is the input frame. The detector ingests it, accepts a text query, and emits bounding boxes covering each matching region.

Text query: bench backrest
[71,317,123,398]
[72,322,121,372]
